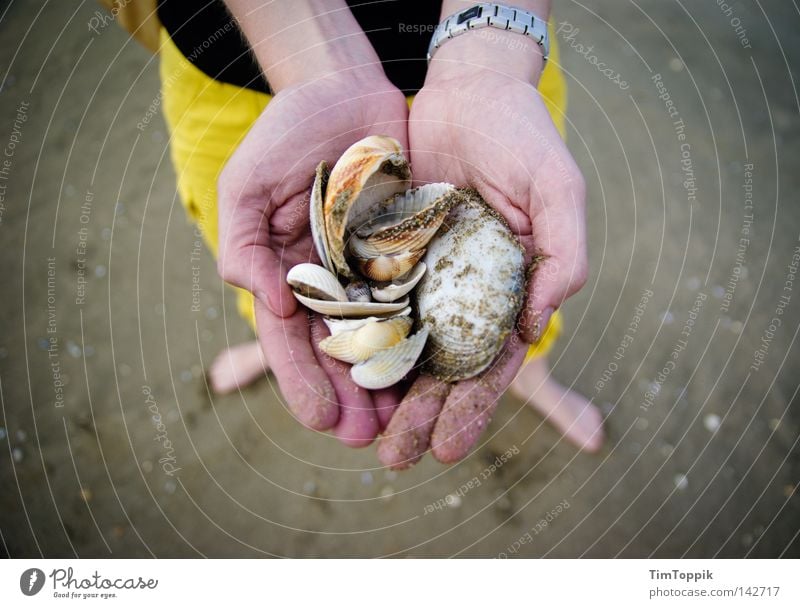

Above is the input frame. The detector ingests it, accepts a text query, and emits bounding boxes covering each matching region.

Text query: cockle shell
[319,315,413,364]
[349,183,457,258]
[370,263,426,302]
[355,248,426,282]
[415,191,526,382]
[310,161,334,273]
[324,136,411,278]
[287,263,408,317]
[323,307,412,336]
[350,328,429,390]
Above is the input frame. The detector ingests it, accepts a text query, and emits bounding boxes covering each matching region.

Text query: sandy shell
[319,316,413,364]
[286,263,347,302]
[415,191,526,381]
[349,183,457,258]
[310,161,334,273]
[355,248,426,282]
[350,328,429,390]
[370,262,426,303]
[324,136,411,278]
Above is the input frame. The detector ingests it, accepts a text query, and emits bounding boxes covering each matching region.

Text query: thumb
[217,180,298,317]
[520,177,587,342]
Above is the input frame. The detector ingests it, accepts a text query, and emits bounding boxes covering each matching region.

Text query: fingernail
[534,307,554,342]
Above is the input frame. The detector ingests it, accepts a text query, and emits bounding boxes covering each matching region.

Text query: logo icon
[20,568,45,596]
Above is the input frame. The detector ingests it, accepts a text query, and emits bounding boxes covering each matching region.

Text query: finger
[310,316,379,448]
[255,301,338,430]
[519,174,588,342]
[373,384,406,431]
[377,375,451,470]
[217,200,298,318]
[431,336,528,464]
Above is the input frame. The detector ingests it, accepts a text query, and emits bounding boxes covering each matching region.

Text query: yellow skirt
[159,26,566,361]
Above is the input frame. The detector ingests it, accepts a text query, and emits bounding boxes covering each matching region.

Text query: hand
[378,37,587,468]
[217,71,410,446]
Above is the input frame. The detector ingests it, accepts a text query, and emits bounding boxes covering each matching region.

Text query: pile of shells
[286,135,526,389]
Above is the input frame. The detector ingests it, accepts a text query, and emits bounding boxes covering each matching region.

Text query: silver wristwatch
[427,3,550,62]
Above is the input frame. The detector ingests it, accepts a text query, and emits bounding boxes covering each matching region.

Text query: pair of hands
[217,61,587,469]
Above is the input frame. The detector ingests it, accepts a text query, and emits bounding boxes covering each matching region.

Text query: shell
[324,136,411,277]
[349,183,457,257]
[415,191,526,381]
[371,262,426,303]
[286,263,347,302]
[345,281,372,302]
[319,316,413,364]
[355,248,426,282]
[292,294,409,318]
[323,307,411,336]
[310,161,334,272]
[350,328,429,390]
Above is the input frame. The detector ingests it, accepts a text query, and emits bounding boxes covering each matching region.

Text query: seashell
[355,248,426,282]
[350,328,429,390]
[286,263,347,302]
[371,263,426,303]
[292,294,409,318]
[345,281,371,302]
[310,161,334,273]
[349,183,457,258]
[319,316,413,364]
[323,307,411,336]
[324,136,411,278]
[415,191,526,382]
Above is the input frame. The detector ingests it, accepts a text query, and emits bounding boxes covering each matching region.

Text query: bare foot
[208,341,269,394]
[509,357,605,453]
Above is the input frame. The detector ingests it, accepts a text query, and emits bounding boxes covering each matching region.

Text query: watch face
[457,5,483,24]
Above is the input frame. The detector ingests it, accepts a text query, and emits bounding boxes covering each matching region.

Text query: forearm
[224,0,384,91]
[429,1,552,84]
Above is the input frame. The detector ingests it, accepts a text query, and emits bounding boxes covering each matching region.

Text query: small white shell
[292,294,409,318]
[350,328,429,390]
[319,316,413,364]
[345,281,372,302]
[286,263,347,302]
[355,248,426,282]
[371,263,426,302]
[323,307,411,336]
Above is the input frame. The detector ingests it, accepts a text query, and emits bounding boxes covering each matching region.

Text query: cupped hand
[217,72,409,446]
[378,67,588,468]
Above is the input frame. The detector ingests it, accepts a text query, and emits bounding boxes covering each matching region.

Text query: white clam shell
[371,263,426,303]
[287,263,347,302]
[292,294,410,318]
[415,193,526,381]
[319,316,413,364]
[350,328,429,390]
[323,307,411,336]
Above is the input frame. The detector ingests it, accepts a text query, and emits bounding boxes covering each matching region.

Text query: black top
[157,0,443,94]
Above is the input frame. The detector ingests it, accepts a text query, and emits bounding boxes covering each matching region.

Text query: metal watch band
[427,3,549,63]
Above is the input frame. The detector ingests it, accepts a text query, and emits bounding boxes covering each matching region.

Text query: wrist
[427,1,550,85]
